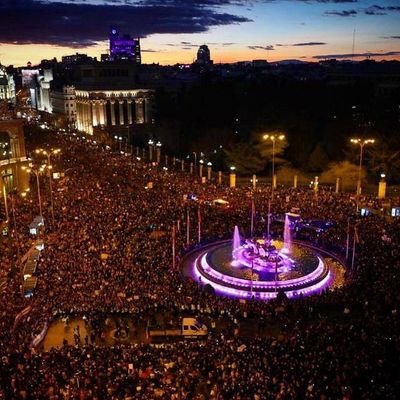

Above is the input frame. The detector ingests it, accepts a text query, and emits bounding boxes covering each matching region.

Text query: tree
[366,134,400,183]
[276,165,309,186]
[224,142,265,175]
[320,161,366,191]
[307,143,329,172]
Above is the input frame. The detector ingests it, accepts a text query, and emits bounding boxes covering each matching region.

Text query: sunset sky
[0,0,399,66]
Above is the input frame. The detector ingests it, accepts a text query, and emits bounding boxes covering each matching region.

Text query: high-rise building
[109,27,141,64]
[196,45,212,66]
[0,64,16,104]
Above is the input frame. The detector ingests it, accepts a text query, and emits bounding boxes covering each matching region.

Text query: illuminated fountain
[183,218,345,300]
[283,214,292,254]
[233,225,241,252]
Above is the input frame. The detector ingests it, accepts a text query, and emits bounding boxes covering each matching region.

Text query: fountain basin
[183,239,344,300]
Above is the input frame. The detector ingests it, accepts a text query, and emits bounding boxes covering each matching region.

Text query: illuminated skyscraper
[109,27,141,64]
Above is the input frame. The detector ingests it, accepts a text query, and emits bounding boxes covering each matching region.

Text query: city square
[1,1,400,399]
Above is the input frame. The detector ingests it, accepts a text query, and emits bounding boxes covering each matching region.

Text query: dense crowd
[0,131,399,399]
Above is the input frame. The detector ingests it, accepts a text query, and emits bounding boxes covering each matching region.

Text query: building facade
[51,85,76,127]
[0,65,16,104]
[75,89,152,135]
[0,120,29,199]
[22,68,53,112]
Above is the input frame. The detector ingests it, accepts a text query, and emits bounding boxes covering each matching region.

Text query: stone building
[75,88,152,135]
[0,119,29,199]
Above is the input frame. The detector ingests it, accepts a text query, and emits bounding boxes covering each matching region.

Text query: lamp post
[207,162,212,180]
[35,148,61,224]
[114,136,123,152]
[22,165,46,220]
[2,177,9,223]
[350,138,375,211]
[263,133,285,200]
[229,166,236,188]
[156,141,162,164]
[192,152,197,176]
[199,159,204,178]
[148,139,154,161]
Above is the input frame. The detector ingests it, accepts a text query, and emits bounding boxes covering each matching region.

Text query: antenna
[352,28,356,61]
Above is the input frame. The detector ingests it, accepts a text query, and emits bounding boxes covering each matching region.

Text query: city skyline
[0,0,400,66]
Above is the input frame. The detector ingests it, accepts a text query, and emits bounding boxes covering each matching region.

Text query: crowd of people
[0,130,399,399]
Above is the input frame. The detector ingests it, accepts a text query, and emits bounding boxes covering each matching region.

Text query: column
[335,177,340,193]
[92,101,98,127]
[144,97,152,123]
[102,102,107,125]
[99,101,105,125]
[127,100,133,124]
[119,100,125,125]
[77,101,81,131]
[88,102,93,135]
[83,101,88,133]
[378,176,386,199]
[314,176,319,193]
[229,172,236,188]
[135,98,144,124]
[293,175,298,189]
[110,101,116,126]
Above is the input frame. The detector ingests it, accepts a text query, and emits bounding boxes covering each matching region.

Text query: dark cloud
[364,5,386,15]
[0,0,251,47]
[313,51,400,59]
[276,42,327,47]
[292,42,327,46]
[324,9,357,16]
[383,36,400,39]
[362,5,400,15]
[248,45,275,50]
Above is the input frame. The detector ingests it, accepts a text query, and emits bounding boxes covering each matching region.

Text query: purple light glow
[192,256,332,300]
[198,253,327,290]
[186,238,340,301]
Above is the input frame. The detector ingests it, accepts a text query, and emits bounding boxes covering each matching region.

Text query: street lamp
[350,138,375,211]
[35,148,61,224]
[22,164,47,220]
[263,133,285,200]
[199,159,204,178]
[156,141,162,164]
[148,139,154,161]
[229,166,236,188]
[207,162,212,180]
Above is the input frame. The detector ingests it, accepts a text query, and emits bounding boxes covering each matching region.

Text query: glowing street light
[263,133,285,200]
[148,139,154,161]
[22,164,47,220]
[35,148,61,224]
[229,166,236,188]
[156,141,162,163]
[350,138,375,211]
[199,159,204,178]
